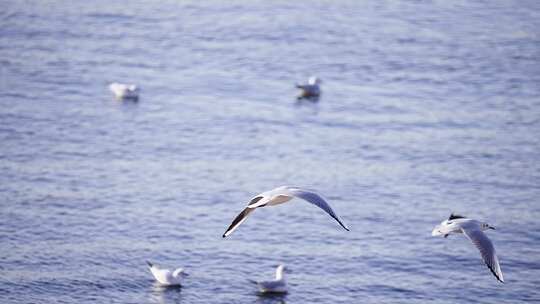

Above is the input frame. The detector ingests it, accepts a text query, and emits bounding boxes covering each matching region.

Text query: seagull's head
[481,222,496,231]
[308,76,321,85]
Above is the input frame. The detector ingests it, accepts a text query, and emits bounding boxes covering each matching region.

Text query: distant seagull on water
[146,261,188,286]
[109,82,140,100]
[296,76,321,99]
[222,186,349,238]
[432,214,504,283]
[250,264,289,294]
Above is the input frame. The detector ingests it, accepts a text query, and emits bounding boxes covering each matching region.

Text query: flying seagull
[222,186,349,238]
[432,213,504,283]
[250,264,289,294]
[146,261,189,286]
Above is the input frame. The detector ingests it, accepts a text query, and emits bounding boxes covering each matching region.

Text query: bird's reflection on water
[295,95,320,104]
[294,96,320,116]
[255,291,287,304]
[149,282,183,304]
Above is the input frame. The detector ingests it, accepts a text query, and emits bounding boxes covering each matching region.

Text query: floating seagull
[296,76,321,99]
[250,264,289,294]
[222,186,349,238]
[432,214,504,283]
[146,261,188,286]
[109,82,140,100]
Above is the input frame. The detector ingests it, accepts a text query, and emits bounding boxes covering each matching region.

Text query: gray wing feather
[288,188,349,231]
[462,228,504,283]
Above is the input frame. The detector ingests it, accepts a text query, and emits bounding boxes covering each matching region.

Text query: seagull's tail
[146,260,153,268]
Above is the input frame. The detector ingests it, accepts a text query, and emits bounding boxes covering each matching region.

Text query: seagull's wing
[287,188,349,231]
[462,227,504,283]
[223,207,255,238]
[172,268,186,277]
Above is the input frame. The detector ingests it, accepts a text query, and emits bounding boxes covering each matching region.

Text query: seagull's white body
[146,261,188,286]
[296,76,321,98]
[254,265,288,294]
[223,186,349,238]
[432,214,504,283]
[109,82,139,100]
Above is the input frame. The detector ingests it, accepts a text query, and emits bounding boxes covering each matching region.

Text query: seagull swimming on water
[296,76,321,99]
[146,261,188,286]
[222,186,349,238]
[432,213,504,283]
[250,264,289,294]
[109,82,140,100]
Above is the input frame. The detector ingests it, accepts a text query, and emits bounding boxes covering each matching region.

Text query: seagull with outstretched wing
[222,186,349,238]
[432,214,504,283]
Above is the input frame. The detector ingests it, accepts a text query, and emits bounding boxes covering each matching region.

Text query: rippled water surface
[1,1,540,303]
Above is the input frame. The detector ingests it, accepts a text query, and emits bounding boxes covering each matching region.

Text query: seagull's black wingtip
[338,220,350,231]
[146,260,153,268]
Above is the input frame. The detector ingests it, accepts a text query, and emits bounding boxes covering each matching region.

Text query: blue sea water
[1,1,540,303]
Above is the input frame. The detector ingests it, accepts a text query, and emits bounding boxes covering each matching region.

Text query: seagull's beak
[489,226,496,230]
